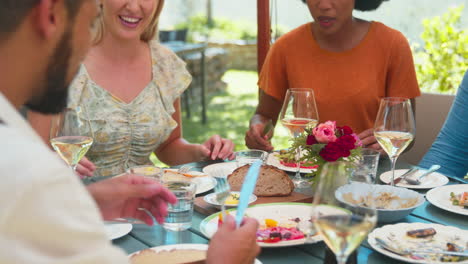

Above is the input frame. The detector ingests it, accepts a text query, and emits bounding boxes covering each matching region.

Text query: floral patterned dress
[68,41,191,177]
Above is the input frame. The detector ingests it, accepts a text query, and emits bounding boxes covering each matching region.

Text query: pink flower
[313,121,337,144]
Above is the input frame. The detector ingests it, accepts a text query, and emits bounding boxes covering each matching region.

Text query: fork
[214,176,231,220]
[178,164,194,174]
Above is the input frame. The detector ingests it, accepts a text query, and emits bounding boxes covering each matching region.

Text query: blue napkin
[235,160,262,228]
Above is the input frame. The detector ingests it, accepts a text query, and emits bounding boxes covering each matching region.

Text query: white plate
[200,203,322,247]
[104,222,132,240]
[426,184,468,216]
[368,222,468,264]
[128,244,262,264]
[380,169,449,189]
[266,152,316,174]
[202,162,237,178]
[164,169,216,195]
[203,191,257,208]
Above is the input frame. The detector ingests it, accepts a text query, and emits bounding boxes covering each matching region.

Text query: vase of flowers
[288,121,362,182]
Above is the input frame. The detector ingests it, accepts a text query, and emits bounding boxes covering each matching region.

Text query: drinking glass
[127,165,163,182]
[163,181,197,231]
[49,107,93,172]
[312,162,377,264]
[235,149,268,167]
[279,88,319,188]
[374,98,415,186]
[353,148,380,184]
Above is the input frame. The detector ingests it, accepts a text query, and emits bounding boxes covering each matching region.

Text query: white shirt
[0,93,128,263]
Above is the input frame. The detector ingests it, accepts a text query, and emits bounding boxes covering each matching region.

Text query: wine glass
[374,97,415,186]
[312,162,377,264]
[49,107,94,172]
[279,88,319,188]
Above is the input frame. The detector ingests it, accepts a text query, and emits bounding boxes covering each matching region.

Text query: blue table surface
[111,158,467,263]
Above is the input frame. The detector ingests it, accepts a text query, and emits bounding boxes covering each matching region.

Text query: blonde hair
[93,0,165,44]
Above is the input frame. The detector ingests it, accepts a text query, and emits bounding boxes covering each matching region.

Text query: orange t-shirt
[259,22,421,134]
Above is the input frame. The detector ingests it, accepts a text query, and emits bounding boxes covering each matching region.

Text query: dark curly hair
[300,0,385,12]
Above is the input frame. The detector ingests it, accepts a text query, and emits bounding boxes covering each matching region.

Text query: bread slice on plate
[227,165,294,197]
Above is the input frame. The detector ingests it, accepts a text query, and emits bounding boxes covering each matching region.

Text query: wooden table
[111,158,467,263]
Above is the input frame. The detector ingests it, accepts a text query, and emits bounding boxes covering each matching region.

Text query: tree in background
[413,5,468,94]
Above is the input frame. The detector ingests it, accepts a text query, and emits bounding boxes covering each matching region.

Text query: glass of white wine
[50,107,93,172]
[374,97,415,186]
[279,88,319,188]
[312,162,377,264]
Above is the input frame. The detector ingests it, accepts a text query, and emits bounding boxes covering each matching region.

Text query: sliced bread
[227,165,294,197]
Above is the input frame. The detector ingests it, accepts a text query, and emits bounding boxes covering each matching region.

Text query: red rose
[320,142,345,162]
[339,126,353,135]
[336,134,356,150]
[306,135,318,145]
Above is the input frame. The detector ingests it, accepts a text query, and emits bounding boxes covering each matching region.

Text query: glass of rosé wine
[279,88,319,188]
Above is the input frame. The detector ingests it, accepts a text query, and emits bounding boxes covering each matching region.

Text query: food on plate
[162,170,207,182]
[228,165,294,197]
[130,248,206,264]
[277,150,318,169]
[256,218,306,243]
[217,211,230,227]
[450,192,468,208]
[224,193,240,205]
[342,191,419,209]
[406,227,437,238]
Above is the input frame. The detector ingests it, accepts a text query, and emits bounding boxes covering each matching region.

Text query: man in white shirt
[0,0,260,263]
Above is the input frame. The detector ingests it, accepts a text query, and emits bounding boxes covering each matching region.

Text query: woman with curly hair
[246,0,420,153]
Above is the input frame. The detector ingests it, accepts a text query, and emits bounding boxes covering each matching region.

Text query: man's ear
[33,0,66,39]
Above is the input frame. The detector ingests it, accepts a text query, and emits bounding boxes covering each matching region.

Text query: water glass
[163,181,196,231]
[353,149,381,183]
[127,165,163,182]
[235,149,267,167]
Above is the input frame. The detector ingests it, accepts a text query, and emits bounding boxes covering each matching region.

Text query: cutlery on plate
[405,164,441,185]
[375,237,468,257]
[235,160,262,228]
[214,175,231,221]
[393,167,419,185]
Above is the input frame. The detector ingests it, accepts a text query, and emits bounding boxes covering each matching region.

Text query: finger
[227,153,236,160]
[208,135,222,160]
[218,139,234,160]
[357,128,373,139]
[124,182,178,204]
[245,130,272,151]
[360,136,376,148]
[80,157,96,171]
[219,214,236,231]
[76,164,93,177]
[149,197,169,224]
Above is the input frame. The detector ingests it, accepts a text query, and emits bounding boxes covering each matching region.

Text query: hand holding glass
[374,98,415,186]
[279,88,319,188]
[49,107,93,172]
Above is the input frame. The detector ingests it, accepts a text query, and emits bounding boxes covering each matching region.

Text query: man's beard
[25,29,74,114]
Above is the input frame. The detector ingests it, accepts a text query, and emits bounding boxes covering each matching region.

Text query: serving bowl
[336,182,425,223]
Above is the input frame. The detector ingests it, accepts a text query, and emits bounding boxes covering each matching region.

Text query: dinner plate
[266,152,316,174]
[163,169,216,195]
[203,191,257,208]
[380,169,449,189]
[128,244,263,264]
[368,222,468,264]
[202,162,237,178]
[200,203,322,247]
[104,222,132,240]
[426,184,468,216]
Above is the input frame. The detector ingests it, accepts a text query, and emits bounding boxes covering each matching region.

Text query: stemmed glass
[312,162,377,264]
[374,97,415,186]
[49,107,94,172]
[279,88,319,188]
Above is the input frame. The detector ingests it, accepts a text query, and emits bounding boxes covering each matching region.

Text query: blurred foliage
[175,15,288,42]
[412,5,468,94]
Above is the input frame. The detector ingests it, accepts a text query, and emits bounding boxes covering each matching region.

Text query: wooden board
[194,192,313,216]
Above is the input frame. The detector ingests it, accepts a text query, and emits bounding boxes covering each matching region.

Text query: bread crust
[227,165,294,196]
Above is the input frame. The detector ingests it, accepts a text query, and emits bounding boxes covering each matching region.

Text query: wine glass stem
[390,156,398,186]
[294,146,301,181]
[336,255,348,264]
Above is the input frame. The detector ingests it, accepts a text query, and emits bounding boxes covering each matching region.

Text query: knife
[393,167,418,185]
[235,160,262,228]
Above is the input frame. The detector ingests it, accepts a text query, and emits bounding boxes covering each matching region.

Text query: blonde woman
[29,0,234,178]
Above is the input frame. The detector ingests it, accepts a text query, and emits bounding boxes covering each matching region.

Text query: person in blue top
[419,70,468,179]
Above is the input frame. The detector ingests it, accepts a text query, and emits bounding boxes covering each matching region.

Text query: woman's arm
[28,111,54,145]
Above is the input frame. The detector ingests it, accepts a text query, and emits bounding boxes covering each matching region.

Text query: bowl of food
[203,191,257,208]
[336,182,425,223]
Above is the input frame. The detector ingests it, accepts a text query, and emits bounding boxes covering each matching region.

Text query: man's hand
[207,216,260,264]
[358,128,384,154]
[87,174,177,225]
[245,114,274,152]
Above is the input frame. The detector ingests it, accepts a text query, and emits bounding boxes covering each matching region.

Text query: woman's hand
[358,128,384,154]
[200,135,235,161]
[87,174,177,225]
[76,157,96,178]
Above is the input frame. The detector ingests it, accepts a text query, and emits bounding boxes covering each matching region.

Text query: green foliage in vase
[412,5,468,94]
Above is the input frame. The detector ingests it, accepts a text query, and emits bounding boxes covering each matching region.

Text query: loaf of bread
[227,165,294,197]
[130,248,206,264]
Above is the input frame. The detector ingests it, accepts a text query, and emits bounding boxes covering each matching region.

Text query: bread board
[194,192,313,216]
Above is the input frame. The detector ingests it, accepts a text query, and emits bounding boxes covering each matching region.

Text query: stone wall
[208,40,258,71]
